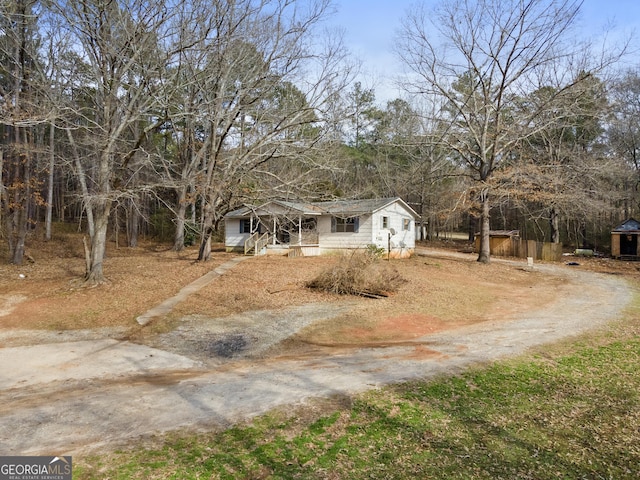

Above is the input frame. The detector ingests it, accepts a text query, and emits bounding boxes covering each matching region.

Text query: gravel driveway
[0,250,633,455]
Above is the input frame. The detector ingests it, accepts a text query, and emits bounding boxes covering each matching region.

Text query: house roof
[225,205,253,218]
[225,197,420,219]
[269,200,324,215]
[225,200,323,218]
[312,197,420,218]
[612,218,640,233]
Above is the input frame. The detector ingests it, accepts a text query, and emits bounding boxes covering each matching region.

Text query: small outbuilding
[474,230,520,257]
[224,197,420,258]
[611,218,640,260]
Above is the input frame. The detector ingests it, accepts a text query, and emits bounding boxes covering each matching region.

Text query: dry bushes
[305,250,406,297]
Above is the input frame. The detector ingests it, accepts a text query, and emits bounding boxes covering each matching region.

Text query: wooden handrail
[244,232,270,255]
[255,232,269,254]
[244,232,259,255]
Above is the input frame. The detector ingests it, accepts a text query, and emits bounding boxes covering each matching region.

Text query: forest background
[1,0,639,282]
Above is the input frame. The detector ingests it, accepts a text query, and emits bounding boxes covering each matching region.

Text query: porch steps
[244,232,269,255]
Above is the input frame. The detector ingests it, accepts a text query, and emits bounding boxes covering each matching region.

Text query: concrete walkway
[136,256,250,326]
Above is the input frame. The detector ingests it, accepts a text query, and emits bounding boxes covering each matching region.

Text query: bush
[306,250,406,297]
[365,243,387,258]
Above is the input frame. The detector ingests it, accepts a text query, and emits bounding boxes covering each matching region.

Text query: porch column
[298,215,302,245]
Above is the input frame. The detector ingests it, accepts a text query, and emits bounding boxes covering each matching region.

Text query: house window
[332,216,359,233]
[240,219,251,233]
[381,216,389,229]
[403,218,411,231]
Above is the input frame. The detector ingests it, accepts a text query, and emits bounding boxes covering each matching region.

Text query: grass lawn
[76,304,640,479]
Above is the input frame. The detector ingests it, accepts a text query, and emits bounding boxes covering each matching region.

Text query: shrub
[306,250,406,297]
[365,243,387,258]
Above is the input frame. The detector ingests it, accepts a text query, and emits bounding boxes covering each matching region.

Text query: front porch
[242,232,320,257]
[228,207,321,257]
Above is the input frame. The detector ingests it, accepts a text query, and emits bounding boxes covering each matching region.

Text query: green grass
[76,324,640,479]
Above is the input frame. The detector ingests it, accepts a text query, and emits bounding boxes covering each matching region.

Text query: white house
[224,197,420,258]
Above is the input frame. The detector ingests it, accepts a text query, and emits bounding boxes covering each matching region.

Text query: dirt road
[0,250,633,455]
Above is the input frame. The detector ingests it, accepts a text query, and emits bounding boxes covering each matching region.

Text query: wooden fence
[515,239,563,261]
[475,236,563,261]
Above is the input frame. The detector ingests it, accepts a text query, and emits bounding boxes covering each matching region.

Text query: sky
[328,0,640,104]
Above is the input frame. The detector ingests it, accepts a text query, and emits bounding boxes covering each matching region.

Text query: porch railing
[244,232,257,255]
[255,232,269,254]
[244,232,270,255]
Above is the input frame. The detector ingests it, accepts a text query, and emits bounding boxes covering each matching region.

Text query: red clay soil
[338,313,452,344]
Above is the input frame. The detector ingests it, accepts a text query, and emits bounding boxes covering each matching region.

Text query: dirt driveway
[0,248,634,455]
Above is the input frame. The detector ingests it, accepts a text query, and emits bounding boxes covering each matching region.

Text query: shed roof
[612,218,640,233]
[474,230,520,237]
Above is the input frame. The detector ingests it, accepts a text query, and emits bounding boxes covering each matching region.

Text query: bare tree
[396,0,621,262]
[39,8,72,242]
[369,97,464,239]
[609,69,640,218]
[505,75,614,244]
[49,0,199,282]
[0,0,49,264]
[157,0,352,259]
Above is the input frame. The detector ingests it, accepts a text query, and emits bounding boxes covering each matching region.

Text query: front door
[620,234,638,256]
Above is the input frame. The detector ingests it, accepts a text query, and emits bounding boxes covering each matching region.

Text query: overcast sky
[328,0,640,104]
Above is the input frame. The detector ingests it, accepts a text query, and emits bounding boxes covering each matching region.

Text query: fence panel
[476,236,564,261]
[541,242,563,261]
[515,239,562,261]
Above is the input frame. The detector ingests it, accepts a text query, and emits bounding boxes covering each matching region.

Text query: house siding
[225,218,251,252]
[318,214,374,250]
[316,202,416,256]
[371,203,416,254]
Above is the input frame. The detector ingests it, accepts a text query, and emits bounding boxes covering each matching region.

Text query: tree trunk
[197,203,215,261]
[11,206,28,265]
[85,200,110,283]
[127,199,139,248]
[113,205,119,249]
[45,122,55,241]
[467,213,476,243]
[477,189,491,263]
[198,222,213,261]
[198,227,213,261]
[67,129,95,238]
[427,213,436,241]
[0,148,4,237]
[549,206,560,244]
[9,129,31,265]
[173,186,188,251]
[5,2,31,265]
[85,149,112,284]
